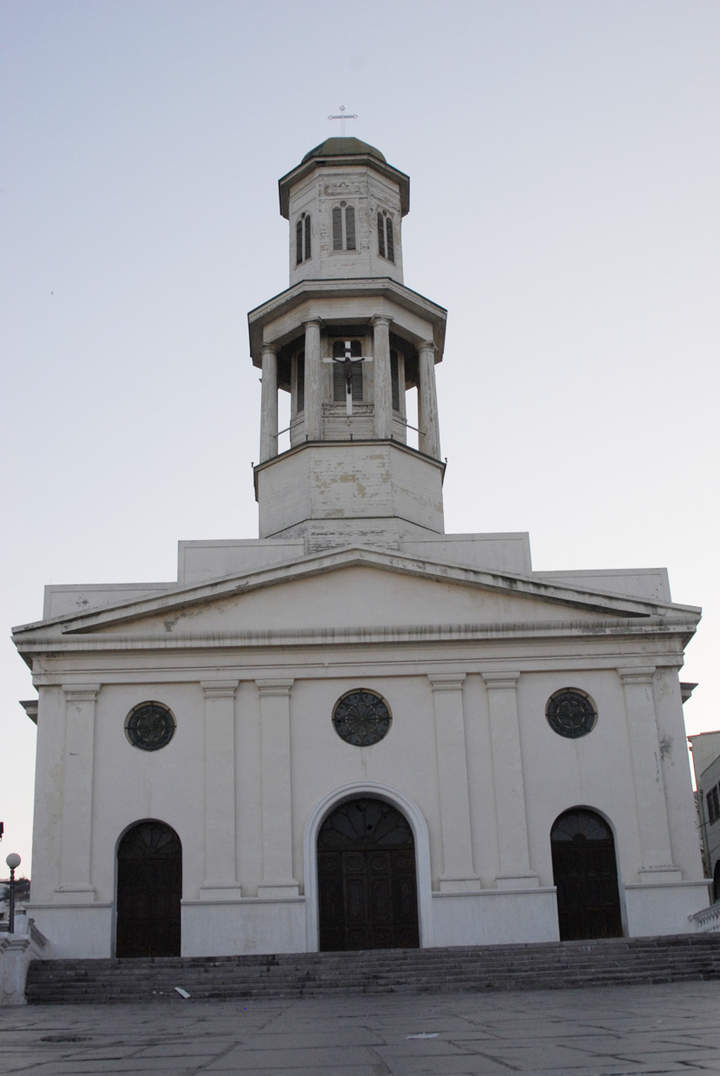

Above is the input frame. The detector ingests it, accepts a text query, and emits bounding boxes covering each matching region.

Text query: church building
[13,137,709,959]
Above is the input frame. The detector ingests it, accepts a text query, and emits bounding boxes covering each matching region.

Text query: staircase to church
[26,934,720,1004]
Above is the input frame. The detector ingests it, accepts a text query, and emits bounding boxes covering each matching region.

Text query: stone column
[259,346,278,462]
[429,675,476,891]
[372,315,392,439]
[418,340,441,458]
[482,672,538,888]
[256,679,299,897]
[619,667,680,880]
[57,685,99,898]
[200,681,242,895]
[303,320,322,441]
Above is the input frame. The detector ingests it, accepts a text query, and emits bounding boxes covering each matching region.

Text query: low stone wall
[689,902,720,933]
[0,921,48,1005]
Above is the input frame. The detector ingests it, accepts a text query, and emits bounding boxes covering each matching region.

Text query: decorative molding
[618,666,656,685]
[482,672,520,691]
[62,684,100,702]
[256,678,294,697]
[201,680,239,700]
[428,674,465,692]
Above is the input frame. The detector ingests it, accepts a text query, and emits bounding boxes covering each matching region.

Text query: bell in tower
[248,137,447,551]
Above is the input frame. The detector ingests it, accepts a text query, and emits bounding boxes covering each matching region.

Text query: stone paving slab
[1,980,719,1075]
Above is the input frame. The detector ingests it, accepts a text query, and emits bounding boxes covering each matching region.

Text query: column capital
[371,314,391,327]
[256,678,294,697]
[428,674,466,692]
[62,684,100,703]
[303,317,322,329]
[482,672,520,691]
[618,666,656,686]
[418,339,435,355]
[201,680,239,700]
[261,343,277,357]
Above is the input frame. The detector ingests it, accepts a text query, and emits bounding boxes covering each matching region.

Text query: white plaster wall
[535,569,671,603]
[653,668,707,878]
[178,540,305,584]
[431,890,559,947]
[182,900,305,957]
[517,670,642,887]
[27,906,112,959]
[256,444,445,540]
[624,882,711,936]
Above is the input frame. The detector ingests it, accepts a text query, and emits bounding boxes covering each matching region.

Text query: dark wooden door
[551,809,622,940]
[318,798,419,951]
[116,820,182,957]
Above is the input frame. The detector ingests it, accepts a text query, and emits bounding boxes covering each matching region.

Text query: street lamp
[5,853,21,934]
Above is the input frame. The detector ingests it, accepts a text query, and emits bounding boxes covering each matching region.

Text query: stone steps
[26,934,720,1004]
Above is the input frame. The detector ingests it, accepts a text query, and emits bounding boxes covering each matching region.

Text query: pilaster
[200,681,242,897]
[482,672,538,889]
[57,685,100,900]
[619,667,681,881]
[428,675,477,891]
[418,340,441,458]
[372,315,392,439]
[303,320,322,440]
[256,679,299,897]
[259,347,278,462]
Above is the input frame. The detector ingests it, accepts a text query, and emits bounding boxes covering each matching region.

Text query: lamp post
[5,853,21,934]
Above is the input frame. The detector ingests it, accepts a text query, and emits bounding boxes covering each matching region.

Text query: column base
[438,877,483,894]
[637,866,683,884]
[495,874,540,890]
[198,883,244,900]
[257,882,300,899]
[53,886,96,904]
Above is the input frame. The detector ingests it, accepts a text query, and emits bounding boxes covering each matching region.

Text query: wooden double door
[318,798,419,951]
[116,820,182,958]
[551,808,622,940]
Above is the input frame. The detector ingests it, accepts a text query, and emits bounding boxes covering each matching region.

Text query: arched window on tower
[377,211,395,263]
[296,213,311,264]
[332,204,356,251]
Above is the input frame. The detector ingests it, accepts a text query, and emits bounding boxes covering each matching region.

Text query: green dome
[301,137,386,165]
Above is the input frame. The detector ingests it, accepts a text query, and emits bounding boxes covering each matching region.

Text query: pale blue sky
[2,0,719,871]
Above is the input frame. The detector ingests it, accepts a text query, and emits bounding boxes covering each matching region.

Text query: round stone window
[546,689,597,739]
[125,701,176,751]
[332,690,391,747]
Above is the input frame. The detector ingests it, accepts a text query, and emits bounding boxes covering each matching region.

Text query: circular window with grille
[546,689,597,739]
[332,690,391,747]
[125,701,176,751]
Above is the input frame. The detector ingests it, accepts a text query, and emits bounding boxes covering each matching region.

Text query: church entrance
[116,820,182,958]
[551,808,622,940]
[317,798,419,951]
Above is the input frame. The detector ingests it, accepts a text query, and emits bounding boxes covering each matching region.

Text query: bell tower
[248,137,447,551]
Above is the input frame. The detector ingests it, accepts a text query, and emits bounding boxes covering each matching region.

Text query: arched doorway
[116,820,182,958]
[317,797,419,951]
[551,808,622,941]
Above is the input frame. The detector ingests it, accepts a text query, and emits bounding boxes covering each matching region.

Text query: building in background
[689,730,720,902]
[13,138,710,959]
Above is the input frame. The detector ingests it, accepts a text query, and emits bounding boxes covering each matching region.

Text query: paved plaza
[1,981,719,1075]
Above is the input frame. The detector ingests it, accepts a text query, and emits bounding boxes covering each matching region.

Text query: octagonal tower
[248,138,447,551]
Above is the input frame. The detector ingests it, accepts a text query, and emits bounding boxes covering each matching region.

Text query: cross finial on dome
[327,104,358,136]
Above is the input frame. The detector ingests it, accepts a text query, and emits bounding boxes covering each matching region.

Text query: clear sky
[2,0,719,874]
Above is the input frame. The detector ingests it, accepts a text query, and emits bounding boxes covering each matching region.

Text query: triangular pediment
[13,547,699,653]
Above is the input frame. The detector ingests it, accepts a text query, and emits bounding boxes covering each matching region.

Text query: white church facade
[14,137,710,960]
